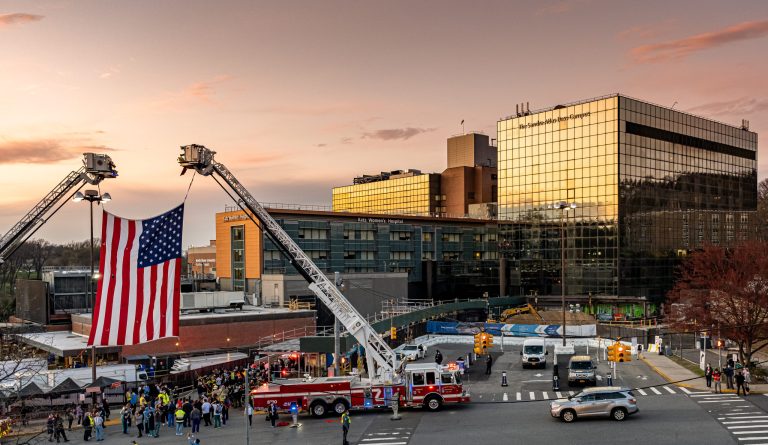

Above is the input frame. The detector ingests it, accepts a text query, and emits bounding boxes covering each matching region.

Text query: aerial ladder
[0,153,118,264]
[178,144,399,383]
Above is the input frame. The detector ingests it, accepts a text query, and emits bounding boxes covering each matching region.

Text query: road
[26,343,767,445]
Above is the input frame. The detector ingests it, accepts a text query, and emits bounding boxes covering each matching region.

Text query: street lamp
[550,201,577,347]
[73,189,111,407]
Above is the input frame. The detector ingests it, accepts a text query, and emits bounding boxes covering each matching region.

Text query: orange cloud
[0,137,115,164]
[631,19,768,63]
[0,13,44,27]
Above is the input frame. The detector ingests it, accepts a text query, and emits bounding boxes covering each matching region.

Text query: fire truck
[177,145,470,416]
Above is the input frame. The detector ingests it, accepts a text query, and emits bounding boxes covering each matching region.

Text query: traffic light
[483,333,494,349]
[616,344,631,362]
[607,344,618,362]
[716,338,725,349]
[390,326,397,340]
[474,333,484,355]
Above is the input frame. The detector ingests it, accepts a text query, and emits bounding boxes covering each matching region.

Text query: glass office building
[497,94,758,301]
[332,172,441,216]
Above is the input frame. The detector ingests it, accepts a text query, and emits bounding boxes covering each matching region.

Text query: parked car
[394,344,427,361]
[550,387,638,422]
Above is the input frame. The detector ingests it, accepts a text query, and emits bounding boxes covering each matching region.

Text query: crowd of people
[704,358,753,395]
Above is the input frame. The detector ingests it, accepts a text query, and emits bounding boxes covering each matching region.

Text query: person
[54,414,69,443]
[143,406,153,437]
[82,412,93,442]
[47,413,56,442]
[76,403,84,427]
[187,433,201,445]
[93,412,104,442]
[341,409,351,445]
[268,401,278,428]
[175,406,186,435]
[713,368,722,393]
[434,350,443,365]
[744,367,752,395]
[724,363,734,390]
[135,408,144,438]
[153,405,163,437]
[245,402,253,426]
[190,405,202,433]
[485,354,493,375]
[736,370,747,396]
[101,398,110,421]
[66,407,74,431]
[705,364,713,388]
[121,404,131,434]
[201,398,211,427]
[212,401,222,428]
[183,398,193,428]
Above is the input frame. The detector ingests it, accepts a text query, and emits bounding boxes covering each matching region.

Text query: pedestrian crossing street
[690,390,768,444]
[358,426,415,445]
[478,385,687,402]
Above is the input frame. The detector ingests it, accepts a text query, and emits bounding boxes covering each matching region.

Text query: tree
[759,178,768,241]
[667,242,768,366]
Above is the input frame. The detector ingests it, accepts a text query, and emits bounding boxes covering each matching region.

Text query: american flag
[88,204,184,346]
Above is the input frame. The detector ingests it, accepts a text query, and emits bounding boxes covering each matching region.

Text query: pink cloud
[687,97,768,117]
[0,13,44,27]
[631,19,768,63]
[0,138,115,164]
[362,127,435,141]
[149,75,232,110]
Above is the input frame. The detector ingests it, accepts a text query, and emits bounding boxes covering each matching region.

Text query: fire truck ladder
[0,153,118,264]
[178,144,399,384]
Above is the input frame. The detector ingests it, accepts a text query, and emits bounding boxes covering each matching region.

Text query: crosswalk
[359,427,414,445]
[478,385,686,402]
[689,390,768,444]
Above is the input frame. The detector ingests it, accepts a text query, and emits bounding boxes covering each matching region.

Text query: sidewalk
[640,352,766,394]
[4,415,122,439]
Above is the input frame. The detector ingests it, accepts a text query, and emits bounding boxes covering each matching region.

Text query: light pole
[551,201,576,347]
[73,189,111,407]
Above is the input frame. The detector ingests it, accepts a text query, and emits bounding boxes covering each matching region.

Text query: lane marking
[637,389,647,396]
[650,387,662,395]
[556,392,563,398]
[516,392,521,401]
[529,391,536,400]
[663,386,676,394]
[542,392,550,400]
[723,421,768,425]
[680,387,691,394]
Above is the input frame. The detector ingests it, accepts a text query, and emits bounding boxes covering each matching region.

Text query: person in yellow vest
[175,407,186,436]
[341,410,351,445]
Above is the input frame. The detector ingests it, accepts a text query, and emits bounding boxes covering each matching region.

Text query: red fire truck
[252,362,469,417]
[178,146,470,418]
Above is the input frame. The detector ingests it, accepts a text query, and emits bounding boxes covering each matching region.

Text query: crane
[178,144,399,383]
[0,153,117,264]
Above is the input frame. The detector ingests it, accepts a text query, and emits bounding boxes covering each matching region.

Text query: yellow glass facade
[497,96,619,222]
[332,173,441,216]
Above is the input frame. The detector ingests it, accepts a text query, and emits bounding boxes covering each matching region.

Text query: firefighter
[341,409,351,445]
[485,354,493,375]
[434,350,443,365]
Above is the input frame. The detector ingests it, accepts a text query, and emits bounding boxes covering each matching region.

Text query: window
[344,251,356,260]
[390,231,411,241]
[425,372,436,385]
[422,232,432,242]
[468,192,476,200]
[298,228,328,239]
[412,373,425,386]
[442,233,460,242]
[440,373,453,384]
[392,251,411,260]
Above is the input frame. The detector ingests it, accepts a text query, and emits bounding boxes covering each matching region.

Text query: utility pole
[244,363,250,445]
[334,272,342,376]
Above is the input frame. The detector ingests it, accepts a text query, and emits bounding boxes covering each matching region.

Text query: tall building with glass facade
[497,94,757,302]
[332,172,441,216]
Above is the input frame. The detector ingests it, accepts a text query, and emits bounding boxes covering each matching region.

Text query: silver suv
[550,387,638,422]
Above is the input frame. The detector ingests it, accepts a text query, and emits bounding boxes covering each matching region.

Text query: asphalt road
[25,343,764,445]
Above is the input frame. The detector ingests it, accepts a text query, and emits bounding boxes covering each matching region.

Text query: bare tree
[667,242,768,365]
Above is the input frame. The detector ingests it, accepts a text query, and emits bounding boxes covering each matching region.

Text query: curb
[639,356,764,394]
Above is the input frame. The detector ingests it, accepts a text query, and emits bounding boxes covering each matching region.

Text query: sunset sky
[1,0,767,247]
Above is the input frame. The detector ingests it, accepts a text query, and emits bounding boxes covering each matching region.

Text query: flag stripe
[100,217,122,346]
[160,261,170,338]
[172,258,181,336]
[88,212,110,346]
[88,205,183,347]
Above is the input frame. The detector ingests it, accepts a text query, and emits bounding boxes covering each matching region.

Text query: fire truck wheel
[332,399,349,415]
[310,401,328,418]
[424,395,443,412]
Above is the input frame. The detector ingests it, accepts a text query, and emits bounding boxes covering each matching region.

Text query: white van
[521,338,548,369]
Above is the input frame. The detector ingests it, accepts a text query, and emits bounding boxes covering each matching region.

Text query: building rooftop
[499,93,755,131]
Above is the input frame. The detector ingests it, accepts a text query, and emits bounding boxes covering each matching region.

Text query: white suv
[394,344,426,361]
